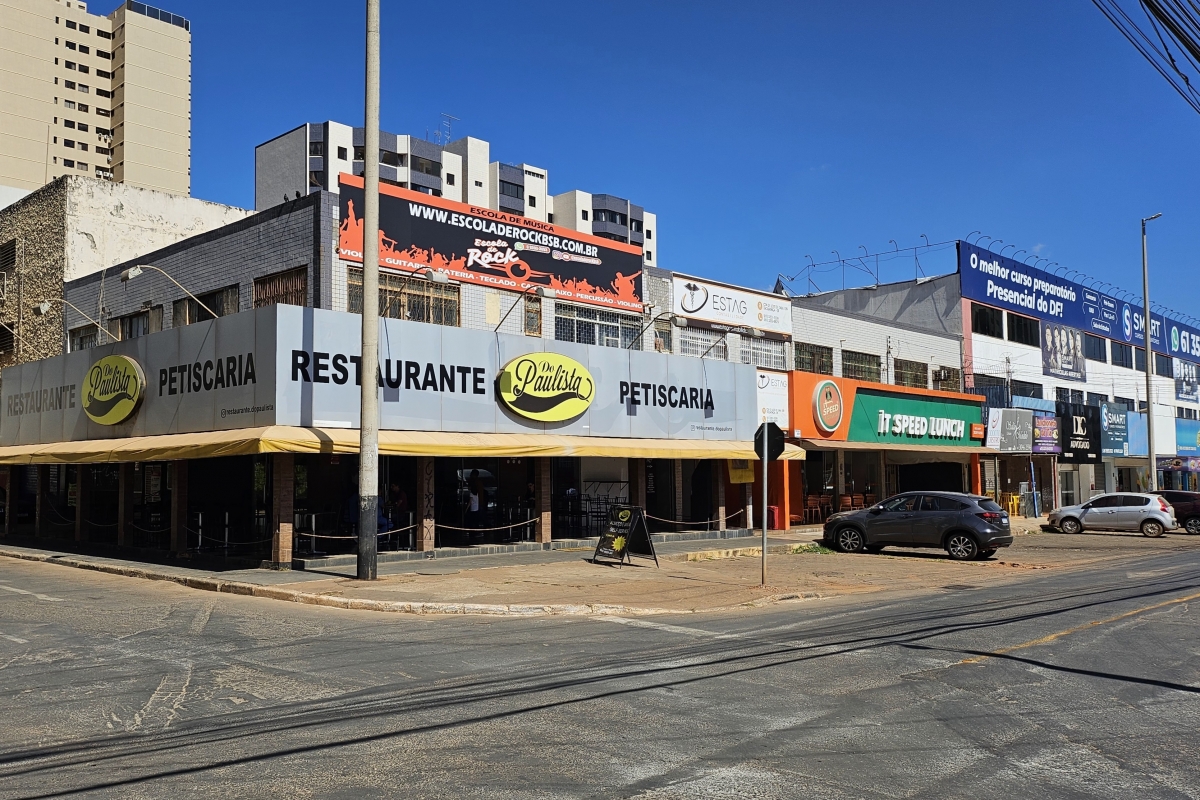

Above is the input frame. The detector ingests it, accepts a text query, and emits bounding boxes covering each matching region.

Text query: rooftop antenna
[434,113,460,145]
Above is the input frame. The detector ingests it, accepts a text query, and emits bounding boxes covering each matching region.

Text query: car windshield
[978,499,1004,513]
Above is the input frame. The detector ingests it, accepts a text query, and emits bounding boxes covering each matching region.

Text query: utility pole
[1142,213,1162,492]
[357,0,381,580]
[761,416,768,587]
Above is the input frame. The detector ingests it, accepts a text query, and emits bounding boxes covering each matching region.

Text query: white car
[1048,492,1176,538]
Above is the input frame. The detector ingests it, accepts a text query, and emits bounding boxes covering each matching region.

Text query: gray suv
[1048,492,1176,537]
[821,492,1013,560]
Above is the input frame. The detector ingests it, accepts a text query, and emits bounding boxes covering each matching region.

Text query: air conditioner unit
[932,368,954,383]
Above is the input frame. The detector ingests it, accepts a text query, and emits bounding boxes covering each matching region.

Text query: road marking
[0,633,29,644]
[0,584,64,602]
[601,616,747,640]
[960,589,1200,664]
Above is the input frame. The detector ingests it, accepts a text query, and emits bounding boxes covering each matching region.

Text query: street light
[494,285,557,331]
[120,265,218,320]
[33,298,110,344]
[625,310,686,349]
[1142,212,1162,490]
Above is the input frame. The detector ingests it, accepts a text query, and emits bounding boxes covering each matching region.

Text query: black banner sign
[338,175,644,312]
[593,505,658,567]
[1056,402,1101,463]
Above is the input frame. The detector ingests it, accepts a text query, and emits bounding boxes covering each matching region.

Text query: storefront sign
[338,175,644,312]
[1041,322,1086,383]
[985,408,1033,452]
[497,353,594,422]
[1,305,759,446]
[671,275,792,337]
[811,379,843,434]
[1100,402,1130,457]
[756,370,790,428]
[1128,411,1148,457]
[1176,418,1200,456]
[82,355,146,425]
[959,241,1200,364]
[1158,456,1200,471]
[1033,411,1061,454]
[1056,402,1101,463]
[1176,358,1199,404]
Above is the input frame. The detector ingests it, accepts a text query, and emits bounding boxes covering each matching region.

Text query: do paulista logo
[83,355,146,425]
[498,353,594,422]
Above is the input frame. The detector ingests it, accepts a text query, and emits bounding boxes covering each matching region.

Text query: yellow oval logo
[83,354,145,425]
[498,352,594,422]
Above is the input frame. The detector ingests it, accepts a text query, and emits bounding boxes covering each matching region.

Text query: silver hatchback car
[1048,492,1176,537]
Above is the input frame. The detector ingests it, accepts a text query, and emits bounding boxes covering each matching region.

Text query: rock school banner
[338,174,644,312]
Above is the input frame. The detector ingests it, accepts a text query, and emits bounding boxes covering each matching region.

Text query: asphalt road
[1,546,1199,799]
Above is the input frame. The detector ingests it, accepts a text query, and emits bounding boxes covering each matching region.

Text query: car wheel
[1185,517,1200,535]
[835,527,866,553]
[945,532,979,561]
[1141,520,1165,538]
[1059,517,1082,535]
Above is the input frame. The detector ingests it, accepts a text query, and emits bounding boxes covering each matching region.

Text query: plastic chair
[865,494,877,507]
[838,496,852,513]
[852,493,865,510]
[805,496,822,523]
[819,494,833,518]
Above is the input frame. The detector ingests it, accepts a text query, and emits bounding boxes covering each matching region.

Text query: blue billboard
[1177,418,1200,456]
[958,242,1200,365]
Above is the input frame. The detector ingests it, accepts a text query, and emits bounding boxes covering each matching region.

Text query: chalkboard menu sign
[593,505,658,567]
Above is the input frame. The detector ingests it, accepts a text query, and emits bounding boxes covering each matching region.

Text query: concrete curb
[0,546,823,617]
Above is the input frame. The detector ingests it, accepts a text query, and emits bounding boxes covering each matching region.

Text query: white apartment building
[0,0,192,197]
[254,121,658,271]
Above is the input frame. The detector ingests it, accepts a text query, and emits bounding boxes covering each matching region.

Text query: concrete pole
[357,0,381,580]
[1142,214,1161,491]
[761,428,768,587]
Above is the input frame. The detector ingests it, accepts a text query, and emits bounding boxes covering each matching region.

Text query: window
[474,180,483,188]
[894,358,928,388]
[96,108,110,117]
[1086,495,1121,509]
[98,50,111,59]
[66,41,77,50]
[971,302,1003,338]
[78,45,90,54]
[0,325,12,355]
[554,302,641,349]
[69,325,99,351]
[75,161,87,171]
[411,156,440,176]
[629,219,643,233]
[1011,379,1043,399]
[1007,312,1039,347]
[78,24,89,33]
[645,250,652,262]
[581,210,589,221]
[65,80,76,89]
[173,286,239,326]
[842,350,881,382]
[932,366,961,392]
[96,87,111,96]
[63,100,75,109]
[1087,392,1108,407]
[547,213,554,223]
[353,145,364,160]
[99,30,113,39]
[337,146,347,160]
[742,337,787,370]
[1083,333,1107,362]
[66,20,77,29]
[653,320,673,353]
[1136,347,1147,372]
[445,172,455,186]
[78,83,89,92]
[410,184,442,197]
[65,60,76,70]
[1056,387,1084,404]
[96,146,111,156]
[308,170,325,187]
[64,119,76,129]
[679,327,727,360]
[646,229,653,239]
[253,266,308,308]
[380,150,402,167]
[794,342,833,374]
[523,296,542,336]
[1156,353,1174,378]
[593,209,628,226]
[1114,396,1136,411]
[347,268,459,327]
[527,195,536,208]
[63,159,75,168]
[64,139,76,148]
[78,143,88,152]
[78,66,89,75]
[308,141,324,156]
[498,180,524,200]
[77,104,87,112]
[1179,407,1199,420]
[118,312,149,340]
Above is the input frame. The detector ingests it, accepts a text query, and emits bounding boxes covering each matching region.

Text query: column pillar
[673,460,684,523]
[75,464,92,542]
[0,466,10,538]
[170,460,188,555]
[743,482,754,532]
[713,461,726,532]
[970,453,981,495]
[417,455,436,551]
[35,465,49,538]
[629,459,646,509]
[117,463,133,547]
[270,453,295,568]
[535,457,552,545]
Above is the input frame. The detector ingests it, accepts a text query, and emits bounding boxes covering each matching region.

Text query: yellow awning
[0,426,805,464]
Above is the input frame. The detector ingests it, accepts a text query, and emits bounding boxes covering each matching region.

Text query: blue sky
[154,0,1197,310]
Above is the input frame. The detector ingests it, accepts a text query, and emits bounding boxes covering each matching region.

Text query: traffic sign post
[755,422,785,586]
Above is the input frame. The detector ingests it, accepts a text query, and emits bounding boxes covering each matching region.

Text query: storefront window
[554,302,641,349]
[795,342,833,375]
[348,267,460,327]
[842,350,881,382]
[893,358,927,389]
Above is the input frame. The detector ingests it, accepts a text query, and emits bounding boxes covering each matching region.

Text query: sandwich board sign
[592,505,658,567]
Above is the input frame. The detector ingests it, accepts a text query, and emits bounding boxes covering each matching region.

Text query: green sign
[847,390,982,447]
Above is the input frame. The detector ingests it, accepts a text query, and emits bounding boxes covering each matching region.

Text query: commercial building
[254,121,657,268]
[0,0,192,196]
[0,175,250,369]
[798,241,1200,508]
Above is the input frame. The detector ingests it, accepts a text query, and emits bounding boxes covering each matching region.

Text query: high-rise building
[255,121,657,269]
[0,0,192,196]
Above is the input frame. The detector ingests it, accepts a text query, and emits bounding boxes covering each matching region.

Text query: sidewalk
[3,515,1160,617]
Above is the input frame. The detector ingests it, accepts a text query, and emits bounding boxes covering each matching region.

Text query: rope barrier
[643,509,745,526]
[293,523,419,540]
[434,519,537,533]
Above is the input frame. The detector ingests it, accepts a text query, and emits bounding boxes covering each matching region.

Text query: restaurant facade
[0,304,800,565]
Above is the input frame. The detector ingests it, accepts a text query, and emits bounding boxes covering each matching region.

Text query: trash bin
[768,505,781,530]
